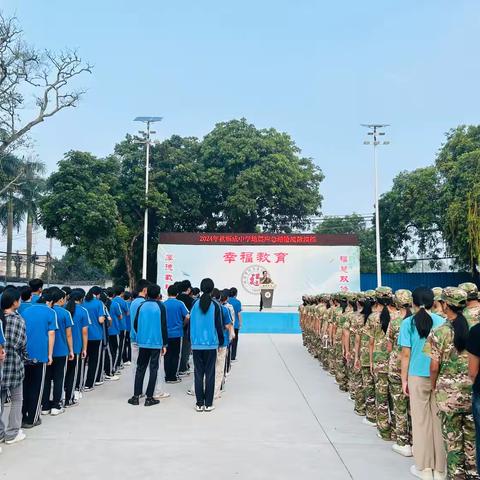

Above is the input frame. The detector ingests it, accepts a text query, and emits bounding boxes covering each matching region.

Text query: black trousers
[193,349,217,407]
[231,328,240,360]
[134,348,160,398]
[42,356,67,410]
[104,335,119,376]
[22,363,46,424]
[117,331,126,369]
[164,337,182,381]
[179,327,191,372]
[226,344,232,373]
[85,340,102,389]
[75,356,85,391]
[123,331,132,362]
[64,354,79,404]
[95,343,106,383]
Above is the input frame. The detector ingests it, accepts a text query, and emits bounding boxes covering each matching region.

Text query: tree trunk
[6,192,13,279]
[125,251,135,290]
[26,211,32,279]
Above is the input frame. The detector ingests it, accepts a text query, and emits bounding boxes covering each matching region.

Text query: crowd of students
[0,277,243,453]
[300,283,480,480]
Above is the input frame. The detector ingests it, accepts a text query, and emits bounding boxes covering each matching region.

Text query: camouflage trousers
[334,345,348,391]
[350,366,365,416]
[361,366,376,423]
[373,371,392,439]
[439,411,479,480]
[389,376,411,446]
[328,345,336,376]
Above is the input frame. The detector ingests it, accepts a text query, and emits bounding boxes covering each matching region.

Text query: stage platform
[241,308,301,334]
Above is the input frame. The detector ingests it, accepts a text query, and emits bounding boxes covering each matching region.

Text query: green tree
[48,249,108,283]
[200,119,324,232]
[379,166,443,268]
[39,151,120,272]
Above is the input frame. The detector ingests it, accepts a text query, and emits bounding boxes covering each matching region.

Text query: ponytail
[412,287,434,339]
[349,300,358,312]
[86,286,102,302]
[449,305,470,352]
[65,289,86,318]
[1,288,20,330]
[199,278,214,313]
[340,299,347,313]
[360,299,372,325]
[378,298,392,333]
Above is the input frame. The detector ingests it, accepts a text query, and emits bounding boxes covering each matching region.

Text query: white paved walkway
[1,335,413,479]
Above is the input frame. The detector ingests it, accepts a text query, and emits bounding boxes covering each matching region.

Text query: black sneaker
[144,397,160,407]
[127,395,140,406]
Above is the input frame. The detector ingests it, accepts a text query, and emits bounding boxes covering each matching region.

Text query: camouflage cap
[375,286,393,299]
[365,289,376,300]
[394,289,412,307]
[459,282,479,300]
[442,287,468,307]
[432,287,443,302]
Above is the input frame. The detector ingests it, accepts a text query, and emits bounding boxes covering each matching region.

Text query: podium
[260,283,276,309]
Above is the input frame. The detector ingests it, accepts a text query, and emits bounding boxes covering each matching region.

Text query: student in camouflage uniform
[347,293,367,415]
[359,290,377,425]
[328,297,341,377]
[335,293,351,391]
[425,287,478,480]
[459,282,480,328]
[387,289,413,457]
[367,286,395,440]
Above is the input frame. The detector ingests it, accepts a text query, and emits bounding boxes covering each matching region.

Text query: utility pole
[362,124,390,288]
[133,116,162,280]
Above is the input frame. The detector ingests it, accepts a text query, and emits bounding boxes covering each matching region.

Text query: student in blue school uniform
[228,287,243,361]
[41,287,74,416]
[21,288,57,428]
[28,278,43,304]
[0,302,6,452]
[18,286,33,316]
[163,284,190,383]
[104,290,122,381]
[112,286,129,371]
[83,286,106,391]
[122,291,132,365]
[64,289,90,406]
[128,284,168,407]
[190,278,224,412]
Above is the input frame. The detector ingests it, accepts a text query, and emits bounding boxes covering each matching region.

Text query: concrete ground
[1,334,414,479]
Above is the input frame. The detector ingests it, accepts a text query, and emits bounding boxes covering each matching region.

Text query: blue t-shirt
[31,293,41,304]
[108,301,122,336]
[136,301,165,349]
[83,298,106,341]
[221,304,232,347]
[18,301,32,316]
[112,296,129,331]
[125,300,132,331]
[129,297,146,342]
[398,312,445,377]
[71,305,91,354]
[228,297,242,329]
[52,305,74,357]
[164,298,188,338]
[22,304,58,363]
[0,321,5,345]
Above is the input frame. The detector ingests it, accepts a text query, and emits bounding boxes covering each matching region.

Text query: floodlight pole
[362,124,390,288]
[134,116,163,280]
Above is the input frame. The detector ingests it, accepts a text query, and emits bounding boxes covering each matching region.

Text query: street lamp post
[362,124,390,288]
[134,116,163,280]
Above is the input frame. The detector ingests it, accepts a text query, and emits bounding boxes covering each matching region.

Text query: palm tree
[0,156,45,279]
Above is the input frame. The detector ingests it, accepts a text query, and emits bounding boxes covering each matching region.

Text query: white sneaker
[41,409,51,415]
[123,361,131,366]
[204,405,215,412]
[410,465,433,479]
[105,375,120,381]
[362,418,376,427]
[94,381,104,386]
[154,392,171,400]
[50,407,65,416]
[392,443,413,457]
[5,430,26,445]
[195,405,204,412]
[186,389,195,396]
[433,471,446,480]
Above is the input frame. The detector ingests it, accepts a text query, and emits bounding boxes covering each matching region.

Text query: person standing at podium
[259,271,273,312]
